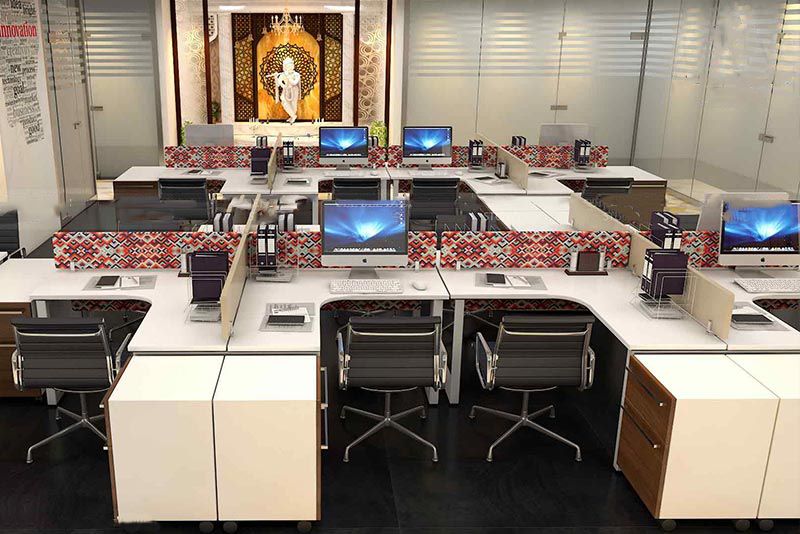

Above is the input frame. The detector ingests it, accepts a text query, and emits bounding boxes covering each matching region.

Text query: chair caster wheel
[198,521,214,533]
[757,519,774,531]
[468,413,476,420]
[734,519,751,532]
[420,414,427,420]
[432,455,438,463]
[297,520,313,533]
[660,519,677,531]
[486,456,493,463]
[222,521,238,533]
[343,456,349,463]
[549,408,556,419]
[26,458,33,464]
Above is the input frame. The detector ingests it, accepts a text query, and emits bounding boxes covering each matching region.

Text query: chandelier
[269,8,303,35]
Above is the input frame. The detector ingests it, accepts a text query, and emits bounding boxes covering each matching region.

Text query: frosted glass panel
[555,0,648,164]
[403,0,483,144]
[692,0,786,198]
[756,0,800,195]
[636,0,715,198]
[475,0,564,144]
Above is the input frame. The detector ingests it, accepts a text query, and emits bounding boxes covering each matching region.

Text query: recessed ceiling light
[219,5,245,11]
[324,5,355,12]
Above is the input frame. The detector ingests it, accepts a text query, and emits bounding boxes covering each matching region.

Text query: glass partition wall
[402,0,800,199]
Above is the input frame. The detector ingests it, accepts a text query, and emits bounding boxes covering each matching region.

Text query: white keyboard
[330,279,403,294]
[324,170,367,178]
[410,170,453,178]
[734,278,800,294]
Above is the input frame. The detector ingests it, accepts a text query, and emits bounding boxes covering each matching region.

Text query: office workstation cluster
[0,120,798,534]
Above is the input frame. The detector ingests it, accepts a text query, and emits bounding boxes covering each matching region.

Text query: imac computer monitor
[319,127,369,168]
[185,124,234,146]
[402,126,452,168]
[697,191,789,231]
[322,200,408,270]
[539,123,590,146]
[719,201,800,267]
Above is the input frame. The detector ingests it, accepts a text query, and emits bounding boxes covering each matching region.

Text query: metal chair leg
[343,420,386,462]
[388,420,438,462]
[470,405,521,423]
[340,405,383,421]
[487,419,525,462]
[525,419,582,461]
[391,405,425,421]
[27,421,82,463]
[26,393,107,464]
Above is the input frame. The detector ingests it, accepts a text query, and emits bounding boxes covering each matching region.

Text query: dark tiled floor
[1,313,798,534]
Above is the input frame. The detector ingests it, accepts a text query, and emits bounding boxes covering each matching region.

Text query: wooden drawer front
[114,182,157,198]
[0,304,30,344]
[624,356,674,442]
[618,408,667,516]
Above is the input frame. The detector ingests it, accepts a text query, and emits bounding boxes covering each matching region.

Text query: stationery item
[256,224,278,272]
[495,162,507,179]
[96,275,120,288]
[485,273,508,287]
[282,141,295,169]
[565,250,609,276]
[641,249,688,298]
[189,251,229,275]
[468,139,484,168]
[191,276,225,303]
[573,139,591,167]
[267,315,306,325]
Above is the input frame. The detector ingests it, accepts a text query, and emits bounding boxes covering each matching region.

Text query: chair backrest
[343,317,442,389]
[491,314,595,390]
[411,178,459,219]
[332,178,382,201]
[0,210,21,253]
[11,318,113,390]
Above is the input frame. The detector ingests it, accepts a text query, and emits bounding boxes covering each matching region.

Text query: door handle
[73,121,82,129]
[90,106,103,112]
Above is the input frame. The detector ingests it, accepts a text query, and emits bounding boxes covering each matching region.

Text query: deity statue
[271,57,301,124]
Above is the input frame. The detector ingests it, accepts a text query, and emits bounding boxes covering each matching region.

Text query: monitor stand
[348,267,379,280]
[417,164,433,171]
[335,164,353,171]
[733,266,800,278]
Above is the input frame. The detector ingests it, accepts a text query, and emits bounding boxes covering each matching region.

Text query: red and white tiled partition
[439,231,631,269]
[52,232,242,269]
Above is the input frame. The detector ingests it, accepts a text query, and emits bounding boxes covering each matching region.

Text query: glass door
[82,0,163,179]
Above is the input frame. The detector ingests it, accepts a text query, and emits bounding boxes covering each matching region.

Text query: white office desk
[228,268,449,354]
[701,268,800,352]
[478,195,572,231]
[438,268,725,403]
[27,267,227,353]
[115,166,250,183]
[0,259,55,303]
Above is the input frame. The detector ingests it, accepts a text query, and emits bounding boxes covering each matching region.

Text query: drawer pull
[0,310,24,315]
[625,410,661,449]
[626,366,666,407]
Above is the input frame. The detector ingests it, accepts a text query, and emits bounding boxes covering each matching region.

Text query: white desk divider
[496,146,530,192]
[673,266,734,341]
[569,194,629,233]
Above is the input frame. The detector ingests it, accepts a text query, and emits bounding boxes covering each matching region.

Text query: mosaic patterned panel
[498,145,609,169]
[680,231,721,268]
[754,298,799,312]
[321,300,421,312]
[464,299,589,313]
[439,231,631,270]
[53,232,241,270]
[71,300,152,313]
[257,231,437,269]
[164,146,252,168]
[358,0,388,124]
[292,146,386,168]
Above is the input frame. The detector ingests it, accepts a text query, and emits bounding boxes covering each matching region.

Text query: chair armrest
[10,350,22,391]
[336,332,348,389]
[114,332,134,375]
[437,340,449,389]
[475,332,495,389]
[584,346,596,390]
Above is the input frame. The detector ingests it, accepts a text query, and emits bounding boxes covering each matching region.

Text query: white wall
[0,0,62,252]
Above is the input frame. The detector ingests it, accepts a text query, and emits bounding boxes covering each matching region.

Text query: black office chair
[469,314,596,462]
[337,317,447,462]
[0,209,25,259]
[332,178,382,201]
[10,318,131,463]
[410,178,459,220]
[158,178,211,220]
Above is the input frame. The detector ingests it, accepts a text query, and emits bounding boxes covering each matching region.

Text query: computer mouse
[455,170,464,176]
[412,281,428,291]
[370,170,379,176]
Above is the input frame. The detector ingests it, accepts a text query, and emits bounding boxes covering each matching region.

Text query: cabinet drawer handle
[0,310,24,315]
[625,409,661,449]
[626,366,666,407]
[0,343,17,348]
[320,366,329,451]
